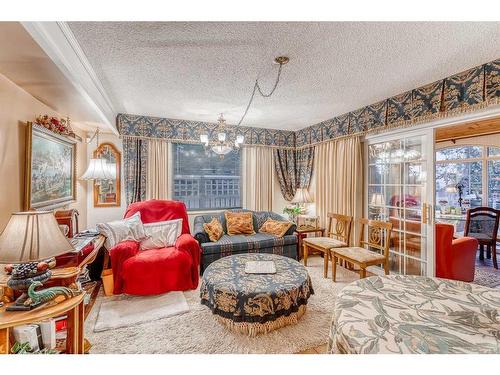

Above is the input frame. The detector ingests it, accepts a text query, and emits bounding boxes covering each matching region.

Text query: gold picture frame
[93,142,121,207]
[24,122,77,210]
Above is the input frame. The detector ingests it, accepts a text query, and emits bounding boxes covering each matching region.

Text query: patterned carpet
[474,251,500,289]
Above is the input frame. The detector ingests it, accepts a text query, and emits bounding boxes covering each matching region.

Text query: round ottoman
[200,253,314,336]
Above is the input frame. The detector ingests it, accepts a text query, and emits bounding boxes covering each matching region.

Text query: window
[435,145,500,213]
[436,145,482,161]
[488,147,500,209]
[172,143,241,210]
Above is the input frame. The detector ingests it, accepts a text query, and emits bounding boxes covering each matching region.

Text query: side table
[295,226,325,260]
[0,234,106,301]
[0,293,85,354]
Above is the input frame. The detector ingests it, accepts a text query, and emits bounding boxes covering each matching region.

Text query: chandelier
[200,56,289,158]
[200,113,244,158]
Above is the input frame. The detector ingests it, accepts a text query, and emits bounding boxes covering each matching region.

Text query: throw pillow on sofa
[259,218,293,237]
[225,211,255,235]
[140,218,183,250]
[203,217,224,242]
[96,212,147,248]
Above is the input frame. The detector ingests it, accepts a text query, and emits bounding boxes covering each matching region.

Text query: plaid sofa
[193,209,298,274]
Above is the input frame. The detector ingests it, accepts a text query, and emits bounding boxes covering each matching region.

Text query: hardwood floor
[296,343,328,354]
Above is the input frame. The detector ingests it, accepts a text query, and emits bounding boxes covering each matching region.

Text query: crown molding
[21,21,118,135]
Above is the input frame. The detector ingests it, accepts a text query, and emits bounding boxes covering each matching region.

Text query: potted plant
[283,205,305,223]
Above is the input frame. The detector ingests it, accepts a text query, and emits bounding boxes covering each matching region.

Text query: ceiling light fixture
[200,56,289,158]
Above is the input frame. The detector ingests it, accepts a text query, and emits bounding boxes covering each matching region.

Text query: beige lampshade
[80,158,114,180]
[291,188,313,204]
[0,211,74,263]
[370,193,386,206]
[105,162,117,179]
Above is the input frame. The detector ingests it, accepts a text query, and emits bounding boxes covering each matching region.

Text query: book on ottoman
[244,261,276,274]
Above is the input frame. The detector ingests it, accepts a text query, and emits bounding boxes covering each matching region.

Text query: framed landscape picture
[25,122,77,210]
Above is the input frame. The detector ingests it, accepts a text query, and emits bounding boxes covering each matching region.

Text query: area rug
[85,256,358,353]
[93,291,189,332]
[474,256,500,289]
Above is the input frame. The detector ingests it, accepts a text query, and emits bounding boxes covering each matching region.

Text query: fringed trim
[439,101,491,118]
[119,134,296,150]
[214,305,307,337]
[485,96,500,106]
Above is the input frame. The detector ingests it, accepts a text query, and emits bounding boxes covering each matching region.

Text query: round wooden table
[328,275,500,354]
[200,253,314,336]
[0,293,85,354]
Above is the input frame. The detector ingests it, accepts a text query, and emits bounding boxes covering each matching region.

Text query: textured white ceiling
[68,22,500,130]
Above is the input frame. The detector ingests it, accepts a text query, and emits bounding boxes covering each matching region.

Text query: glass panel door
[367,130,434,276]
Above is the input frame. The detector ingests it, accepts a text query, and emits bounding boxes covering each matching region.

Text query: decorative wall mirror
[93,142,121,207]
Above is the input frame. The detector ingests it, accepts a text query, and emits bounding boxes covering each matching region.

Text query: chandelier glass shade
[200,113,244,158]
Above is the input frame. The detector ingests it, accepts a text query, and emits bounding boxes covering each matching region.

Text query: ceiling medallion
[200,56,290,159]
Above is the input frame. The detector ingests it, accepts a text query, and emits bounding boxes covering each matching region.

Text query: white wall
[0,72,88,230]
[85,133,126,229]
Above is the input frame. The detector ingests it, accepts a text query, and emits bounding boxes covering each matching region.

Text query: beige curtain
[242,146,274,211]
[146,140,172,200]
[313,137,363,243]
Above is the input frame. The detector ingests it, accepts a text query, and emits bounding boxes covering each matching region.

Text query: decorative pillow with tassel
[203,218,224,242]
[225,212,255,235]
[259,218,293,237]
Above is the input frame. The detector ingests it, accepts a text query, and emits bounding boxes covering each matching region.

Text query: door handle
[421,203,433,225]
[422,203,428,224]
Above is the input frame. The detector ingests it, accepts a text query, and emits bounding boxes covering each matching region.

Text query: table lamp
[292,188,313,209]
[290,188,314,226]
[370,193,385,220]
[0,211,75,311]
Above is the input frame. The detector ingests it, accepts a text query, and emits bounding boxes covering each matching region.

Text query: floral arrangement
[35,115,74,137]
[11,342,59,354]
[283,204,306,223]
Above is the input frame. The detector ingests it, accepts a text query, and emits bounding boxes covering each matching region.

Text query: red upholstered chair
[109,200,201,295]
[435,223,478,282]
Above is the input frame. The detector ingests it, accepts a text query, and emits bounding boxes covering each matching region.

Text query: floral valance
[295,58,500,148]
[117,113,296,149]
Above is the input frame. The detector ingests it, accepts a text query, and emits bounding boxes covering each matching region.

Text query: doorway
[365,128,435,276]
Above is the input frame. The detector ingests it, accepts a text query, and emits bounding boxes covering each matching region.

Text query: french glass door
[366,129,435,276]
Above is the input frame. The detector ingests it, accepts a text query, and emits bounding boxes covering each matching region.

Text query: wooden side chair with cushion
[332,218,392,281]
[303,213,353,278]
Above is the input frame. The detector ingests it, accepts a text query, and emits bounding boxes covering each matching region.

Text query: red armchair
[436,223,478,282]
[109,200,201,295]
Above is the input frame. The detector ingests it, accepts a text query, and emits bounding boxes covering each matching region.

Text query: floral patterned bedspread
[328,275,500,354]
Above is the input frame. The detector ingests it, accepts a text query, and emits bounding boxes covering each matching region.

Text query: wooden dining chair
[303,213,353,278]
[332,218,392,281]
[464,207,500,269]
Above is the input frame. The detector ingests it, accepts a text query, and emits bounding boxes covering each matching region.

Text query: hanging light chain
[237,59,286,126]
